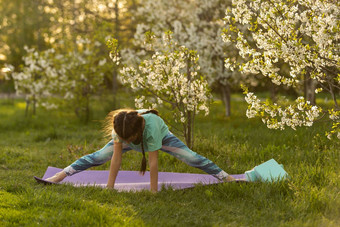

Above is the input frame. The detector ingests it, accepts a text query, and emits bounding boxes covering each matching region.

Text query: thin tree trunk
[329,83,339,109]
[221,58,231,117]
[112,69,118,109]
[33,95,36,115]
[114,0,120,42]
[85,95,90,123]
[112,0,120,94]
[186,55,193,148]
[270,83,278,103]
[72,0,77,44]
[187,111,192,149]
[59,0,65,44]
[304,72,316,105]
[34,0,43,51]
[221,84,231,117]
[191,110,195,149]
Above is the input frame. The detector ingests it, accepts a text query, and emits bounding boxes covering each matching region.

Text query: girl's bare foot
[45,171,67,183]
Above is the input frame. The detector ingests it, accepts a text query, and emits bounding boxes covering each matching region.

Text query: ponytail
[139,109,158,175]
[140,138,147,175]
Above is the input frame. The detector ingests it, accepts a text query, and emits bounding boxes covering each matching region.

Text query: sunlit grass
[0,94,339,226]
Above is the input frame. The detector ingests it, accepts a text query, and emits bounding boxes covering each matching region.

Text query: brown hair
[103,109,159,175]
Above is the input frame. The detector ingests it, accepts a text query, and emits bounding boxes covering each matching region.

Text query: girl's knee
[82,144,113,165]
[90,151,112,164]
[182,154,205,166]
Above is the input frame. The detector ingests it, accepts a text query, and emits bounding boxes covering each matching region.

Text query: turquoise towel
[245,159,289,182]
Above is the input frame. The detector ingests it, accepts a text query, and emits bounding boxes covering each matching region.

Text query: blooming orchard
[123,0,257,116]
[58,38,109,121]
[223,0,340,139]
[108,32,211,148]
[10,38,110,121]
[11,46,60,113]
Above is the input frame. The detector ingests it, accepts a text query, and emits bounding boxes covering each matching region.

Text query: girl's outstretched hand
[149,150,159,193]
[107,143,123,190]
[106,183,114,189]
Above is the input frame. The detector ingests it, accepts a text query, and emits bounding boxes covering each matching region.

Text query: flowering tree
[223,0,340,139]
[10,47,60,115]
[108,32,211,148]
[58,38,110,122]
[123,0,255,117]
[10,38,111,121]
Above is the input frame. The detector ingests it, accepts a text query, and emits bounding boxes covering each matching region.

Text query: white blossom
[9,40,110,115]
[224,0,340,139]
[117,33,211,146]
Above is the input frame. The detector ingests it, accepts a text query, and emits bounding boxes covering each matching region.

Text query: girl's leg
[63,140,131,176]
[46,140,131,182]
[160,132,233,181]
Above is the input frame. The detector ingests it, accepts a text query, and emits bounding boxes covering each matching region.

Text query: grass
[0,94,339,226]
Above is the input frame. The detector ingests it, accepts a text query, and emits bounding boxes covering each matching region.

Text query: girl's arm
[107,142,123,189]
[149,150,158,193]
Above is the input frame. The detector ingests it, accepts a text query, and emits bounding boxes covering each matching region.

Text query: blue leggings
[64,132,229,180]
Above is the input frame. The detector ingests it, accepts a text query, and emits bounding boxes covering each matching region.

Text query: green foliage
[0,0,52,67]
[0,95,339,226]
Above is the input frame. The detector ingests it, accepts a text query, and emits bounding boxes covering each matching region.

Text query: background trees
[1,0,137,117]
[109,32,211,148]
[223,0,340,139]
[126,0,248,117]
[0,0,339,140]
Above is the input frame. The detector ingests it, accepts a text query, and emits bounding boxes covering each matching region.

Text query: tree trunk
[59,0,66,44]
[221,58,231,117]
[72,0,77,44]
[114,0,120,41]
[186,111,193,149]
[191,110,195,149]
[270,83,278,103]
[33,95,36,115]
[85,95,90,123]
[220,83,231,117]
[112,0,120,95]
[183,111,194,149]
[304,72,316,105]
[185,55,194,149]
[112,68,118,109]
[34,0,43,51]
[329,82,339,109]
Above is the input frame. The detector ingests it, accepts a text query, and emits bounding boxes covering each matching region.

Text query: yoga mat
[35,167,247,192]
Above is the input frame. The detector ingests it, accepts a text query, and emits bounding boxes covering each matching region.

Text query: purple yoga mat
[38,167,246,192]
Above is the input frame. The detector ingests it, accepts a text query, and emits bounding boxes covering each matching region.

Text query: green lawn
[0,95,339,226]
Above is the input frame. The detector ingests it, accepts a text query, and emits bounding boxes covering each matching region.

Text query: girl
[45,109,235,192]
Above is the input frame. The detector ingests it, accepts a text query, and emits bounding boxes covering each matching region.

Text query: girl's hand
[106,183,114,189]
[107,142,123,190]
